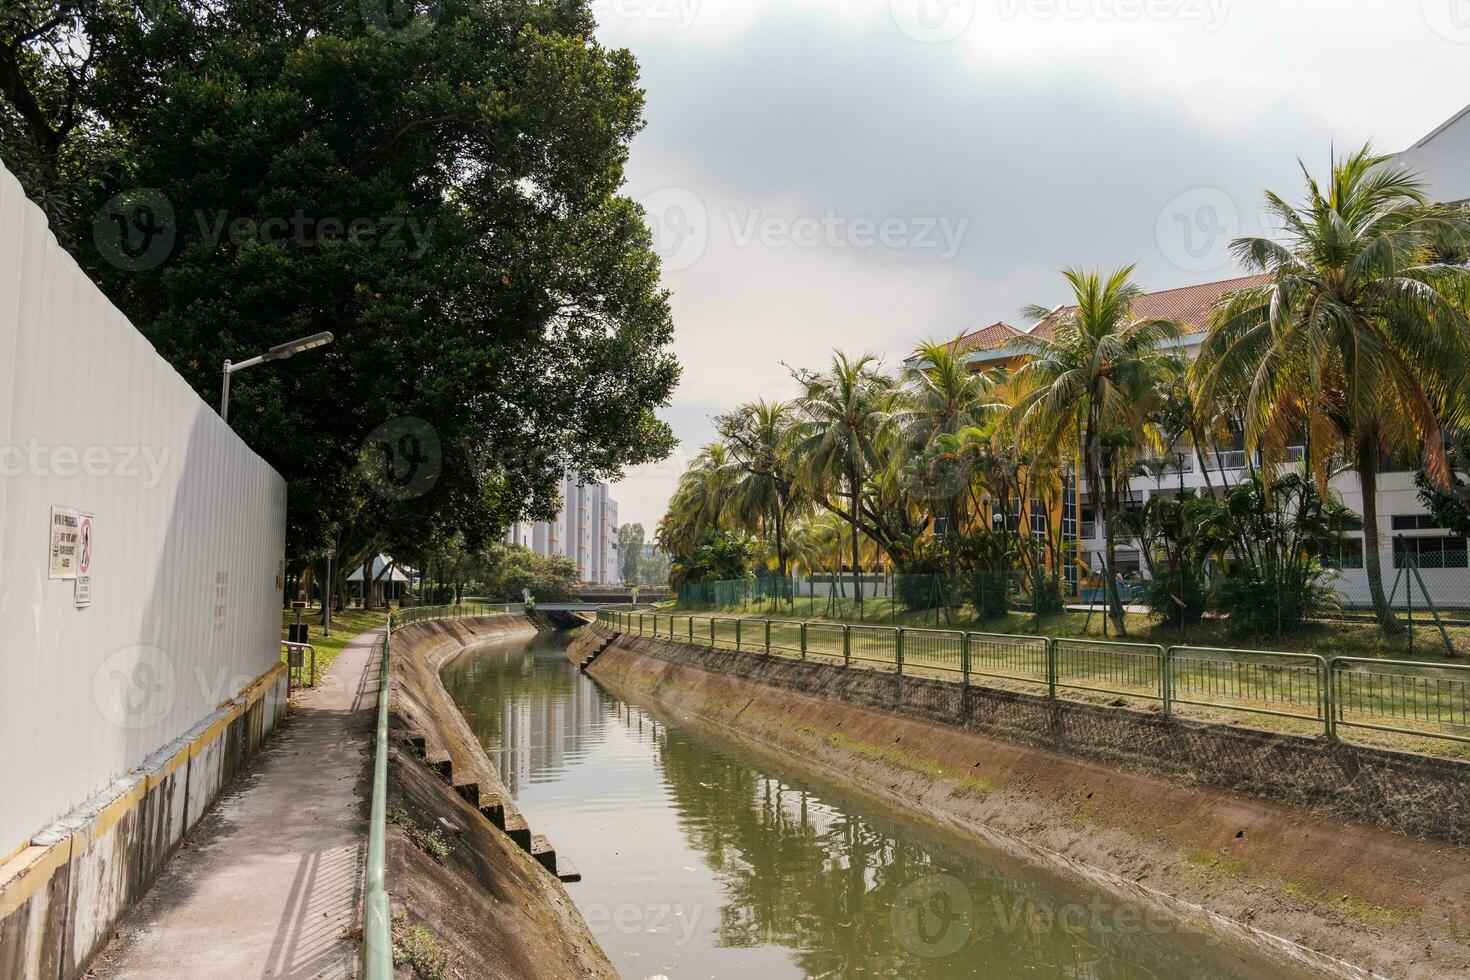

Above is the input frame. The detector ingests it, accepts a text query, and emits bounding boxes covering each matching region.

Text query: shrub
[1142,566,1209,628]
[967,571,1010,620]
[1213,567,1340,638]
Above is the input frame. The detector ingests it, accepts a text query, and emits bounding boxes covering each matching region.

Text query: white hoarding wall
[0,164,288,855]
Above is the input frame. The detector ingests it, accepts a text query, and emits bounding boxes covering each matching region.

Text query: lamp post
[219,331,334,424]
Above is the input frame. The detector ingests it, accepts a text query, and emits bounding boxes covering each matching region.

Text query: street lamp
[219,331,334,423]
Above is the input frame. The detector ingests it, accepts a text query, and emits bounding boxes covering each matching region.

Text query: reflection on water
[442,632,1309,980]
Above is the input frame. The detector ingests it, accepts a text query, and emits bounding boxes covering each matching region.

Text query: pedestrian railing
[1053,638,1167,706]
[282,641,317,690]
[968,632,1049,690]
[363,602,524,976]
[395,601,524,625]
[1332,658,1470,744]
[1170,646,1326,724]
[595,609,1470,748]
[362,618,394,980]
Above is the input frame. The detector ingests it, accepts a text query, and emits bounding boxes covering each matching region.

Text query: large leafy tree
[1,0,678,572]
[1193,147,1470,634]
[1008,266,1183,633]
[617,522,645,586]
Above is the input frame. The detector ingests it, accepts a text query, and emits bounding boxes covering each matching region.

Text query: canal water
[442,631,1318,980]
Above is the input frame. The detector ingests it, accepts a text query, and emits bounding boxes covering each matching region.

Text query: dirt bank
[576,629,1470,980]
[388,616,615,979]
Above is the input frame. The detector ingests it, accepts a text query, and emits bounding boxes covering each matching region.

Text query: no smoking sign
[75,513,94,608]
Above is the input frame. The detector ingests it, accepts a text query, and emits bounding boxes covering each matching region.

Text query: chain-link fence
[671,570,1470,661]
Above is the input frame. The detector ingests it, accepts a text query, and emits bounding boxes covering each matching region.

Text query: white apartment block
[503,471,620,585]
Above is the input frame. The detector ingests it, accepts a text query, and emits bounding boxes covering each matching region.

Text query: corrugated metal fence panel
[0,163,288,855]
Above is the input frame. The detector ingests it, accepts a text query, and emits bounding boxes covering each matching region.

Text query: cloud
[602,0,1469,528]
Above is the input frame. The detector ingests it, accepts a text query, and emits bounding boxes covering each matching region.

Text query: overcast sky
[599,0,1470,531]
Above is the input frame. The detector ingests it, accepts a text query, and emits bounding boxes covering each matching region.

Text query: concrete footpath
[89,630,382,980]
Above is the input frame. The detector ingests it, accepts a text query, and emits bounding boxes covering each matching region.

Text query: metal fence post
[895,628,905,677]
[1161,646,1173,719]
[843,625,851,667]
[736,619,742,652]
[961,632,971,688]
[765,619,771,655]
[1324,659,1338,740]
[1046,638,1057,700]
[800,622,808,661]
[710,616,716,648]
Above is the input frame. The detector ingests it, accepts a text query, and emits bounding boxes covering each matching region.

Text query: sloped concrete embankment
[573,628,1470,980]
[388,616,616,979]
[0,664,289,980]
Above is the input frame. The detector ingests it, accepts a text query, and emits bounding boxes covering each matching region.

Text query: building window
[1029,497,1047,536]
[1062,478,1077,541]
[1394,536,1468,569]
[1391,514,1444,532]
[1321,540,1364,570]
[1079,507,1097,540]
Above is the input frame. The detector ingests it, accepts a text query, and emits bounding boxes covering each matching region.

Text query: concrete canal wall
[575,627,1470,980]
[388,616,616,979]
[0,663,289,980]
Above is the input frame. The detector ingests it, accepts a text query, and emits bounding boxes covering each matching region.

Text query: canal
[442,631,1321,980]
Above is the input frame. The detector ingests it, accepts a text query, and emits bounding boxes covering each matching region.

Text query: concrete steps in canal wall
[386,616,614,978]
[576,631,620,672]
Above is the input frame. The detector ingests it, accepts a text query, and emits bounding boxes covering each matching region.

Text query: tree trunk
[849,468,864,618]
[361,558,374,611]
[1357,438,1402,635]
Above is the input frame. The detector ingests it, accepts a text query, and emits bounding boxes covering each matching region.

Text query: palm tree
[792,353,889,614]
[889,339,1005,549]
[1007,266,1184,633]
[662,441,737,559]
[1193,147,1470,634]
[718,399,807,590]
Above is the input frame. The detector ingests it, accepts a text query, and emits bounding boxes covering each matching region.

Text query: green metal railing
[394,601,524,625]
[597,609,1470,748]
[363,618,394,979]
[363,603,519,975]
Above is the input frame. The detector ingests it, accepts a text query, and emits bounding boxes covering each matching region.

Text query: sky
[600,0,1470,531]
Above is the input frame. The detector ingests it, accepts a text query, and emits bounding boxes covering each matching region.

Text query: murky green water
[442,632,1318,980]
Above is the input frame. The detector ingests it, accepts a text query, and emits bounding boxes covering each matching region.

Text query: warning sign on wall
[49,506,80,579]
[74,513,94,607]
